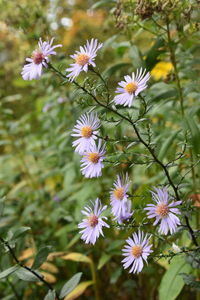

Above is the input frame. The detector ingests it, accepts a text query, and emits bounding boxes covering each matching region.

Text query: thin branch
[48,64,199,247]
[0,237,60,300]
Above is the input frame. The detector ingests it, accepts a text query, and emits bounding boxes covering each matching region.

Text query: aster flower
[78,198,109,245]
[122,230,152,274]
[72,113,101,154]
[22,38,62,80]
[115,200,133,224]
[144,187,182,235]
[80,141,106,178]
[66,39,103,81]
[110,174,130,220]
[114,68,150,107]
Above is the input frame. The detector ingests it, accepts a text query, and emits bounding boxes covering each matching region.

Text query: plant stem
[48,64,199,247]
[0,237,60,300]
[166,16,184,117]
[90,260,101,300]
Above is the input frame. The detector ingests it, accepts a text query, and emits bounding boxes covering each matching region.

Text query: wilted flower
[22,38,62,80]
[72,113,100,154]
[110,174,130,220]
[122,230,152,274]
[80,141,106,178]
[172,243,181,253]
[144,187,181,235]
[78,198,109,245]
[66,39,103,81]
[114,68,150,107]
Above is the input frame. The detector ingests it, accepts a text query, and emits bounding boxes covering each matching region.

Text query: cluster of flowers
[22,38,182,274]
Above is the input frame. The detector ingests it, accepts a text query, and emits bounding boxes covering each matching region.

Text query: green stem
[90,260,101,300]
[166,16,184,117]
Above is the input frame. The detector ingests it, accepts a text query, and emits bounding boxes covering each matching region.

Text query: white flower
[114,68,150,107]
[66,39,103,81]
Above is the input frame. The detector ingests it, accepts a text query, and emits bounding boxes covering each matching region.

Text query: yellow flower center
[81,126,93,138]
[125,82,138,94]
[88,152,100,164]
[32,51,44,64]
[75,54,90,66]
[156,203,169,218]
[88,215,98,227]
[114,187,124,200]
[131,245,142,258]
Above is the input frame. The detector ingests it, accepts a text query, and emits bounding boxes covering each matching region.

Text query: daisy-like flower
[122,230,152,274]
[66,39,103,81]
[144,187,182,235]
[72,113,100,154]
[78,198,109,245]
[80,141,106,178]
[22,38,62,80]
[115,200,133,224]
[110,174,130,219]
[114,68,150,107]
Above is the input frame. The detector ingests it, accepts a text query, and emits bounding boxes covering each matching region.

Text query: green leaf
[184,114,200,155]
[159,256,192,300]
[129,45,144,68]
[0,266,19,279]
[32,246,52,270]
[60,272,82,298]
[91,0,115,10]
[15,268,41,282]
[44,290,56,300]
[158,130,180,161]
[11,227,31,240]
[102,63,132,78]
[98,254,111,270]
[0,197,5,217]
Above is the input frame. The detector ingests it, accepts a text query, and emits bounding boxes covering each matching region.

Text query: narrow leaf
[0,265,19,279]
[60,272,82,298]
[64,281,93,300]
[32,246,52,270]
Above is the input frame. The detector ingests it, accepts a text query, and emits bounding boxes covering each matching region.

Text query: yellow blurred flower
[151,62,173,80]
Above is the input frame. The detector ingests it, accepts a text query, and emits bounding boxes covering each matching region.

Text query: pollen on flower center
[114,187,124,200]
[32,51,45,64]
[131,245,142,258]
[81,126,93,138]
[125,82,138,94]
[75,54,90,66]
[88,152,100,164]
[156,203,169,218]
[88,214,98,227]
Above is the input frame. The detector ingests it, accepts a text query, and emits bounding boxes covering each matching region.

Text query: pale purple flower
[110,174,130,220]
[122,230,152,274]
[66,39,103,81]
[115,200,133,224]
[80,141,106,178]
[57,97,67,104]
[144,187,181,235]
[72,113,100,154]
[53,195,61,202]
[22,38,62,80]
[114,68,150,107]
[78,198,109,245]
[42,103,53,113]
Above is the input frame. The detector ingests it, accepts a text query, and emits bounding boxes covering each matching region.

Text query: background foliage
[0,0,199,299]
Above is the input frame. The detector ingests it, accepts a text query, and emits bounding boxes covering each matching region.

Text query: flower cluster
[22,37,182,275]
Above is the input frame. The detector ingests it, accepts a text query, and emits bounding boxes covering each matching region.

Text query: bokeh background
[0,0,200,299]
